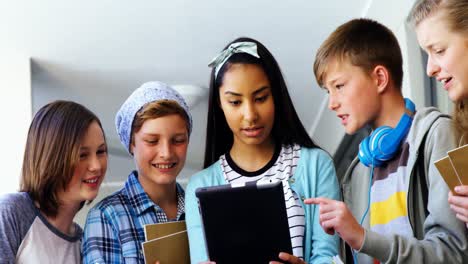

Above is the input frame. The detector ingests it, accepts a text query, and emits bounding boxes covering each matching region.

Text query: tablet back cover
[196,181,292,263]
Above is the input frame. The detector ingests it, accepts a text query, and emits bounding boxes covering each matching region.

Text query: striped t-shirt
[220,144,305,259]
[370,140,413,239]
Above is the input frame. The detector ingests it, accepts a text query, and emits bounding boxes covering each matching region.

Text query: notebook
[142,221,190,264]
[434,144,468,192]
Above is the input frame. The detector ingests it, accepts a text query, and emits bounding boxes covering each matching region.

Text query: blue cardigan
[185,147,340,264]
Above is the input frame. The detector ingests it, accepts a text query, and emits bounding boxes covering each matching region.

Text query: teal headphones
[358,98,416,167]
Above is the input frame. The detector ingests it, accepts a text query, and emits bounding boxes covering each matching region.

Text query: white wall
[0,51,31,195]
[310,95,345,155]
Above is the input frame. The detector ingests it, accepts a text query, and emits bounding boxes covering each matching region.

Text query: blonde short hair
[313,18,403,90]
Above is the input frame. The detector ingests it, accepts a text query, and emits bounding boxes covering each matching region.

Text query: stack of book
[142,220,190,264]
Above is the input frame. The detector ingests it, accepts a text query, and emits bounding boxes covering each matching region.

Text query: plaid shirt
[82,171,185,264]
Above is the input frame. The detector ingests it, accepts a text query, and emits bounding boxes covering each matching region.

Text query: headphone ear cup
[358,98,415,168]
[369,126,392,157]
[374,125,410,163]
[359,126,392,167]
[359,137,376,167]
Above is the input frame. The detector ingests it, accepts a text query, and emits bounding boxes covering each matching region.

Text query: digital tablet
[195,180,292,264]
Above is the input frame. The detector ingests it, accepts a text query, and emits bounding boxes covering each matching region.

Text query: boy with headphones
[306,18,468,263]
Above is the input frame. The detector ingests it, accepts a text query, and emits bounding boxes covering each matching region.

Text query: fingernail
[455,186,461,192]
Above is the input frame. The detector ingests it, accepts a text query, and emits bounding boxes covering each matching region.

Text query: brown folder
[144,221,187,241]
[142,221,190,264]
[447,144,468,186]
[142,230,190,264]
[435,156,461,192]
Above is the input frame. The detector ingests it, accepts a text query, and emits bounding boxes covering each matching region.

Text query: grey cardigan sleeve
[0,202,18,262]
[359,118,468,263]
[0,193,36,263]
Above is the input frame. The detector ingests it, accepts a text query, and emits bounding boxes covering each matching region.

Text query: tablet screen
[196,181,292,263]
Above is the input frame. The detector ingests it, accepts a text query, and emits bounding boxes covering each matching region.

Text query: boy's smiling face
[322,60,381,134]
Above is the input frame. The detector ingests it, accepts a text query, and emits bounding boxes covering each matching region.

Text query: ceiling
[0,0,371,182]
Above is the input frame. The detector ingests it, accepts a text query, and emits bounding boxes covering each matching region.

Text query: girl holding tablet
[185,37,340,264]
